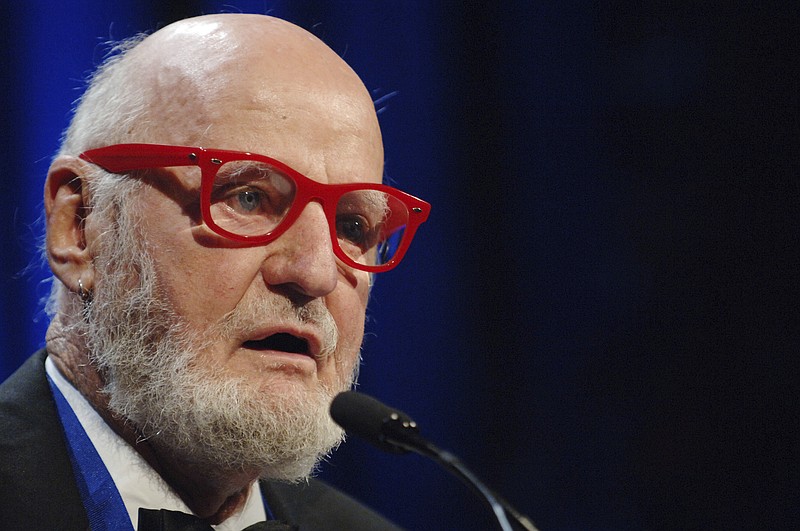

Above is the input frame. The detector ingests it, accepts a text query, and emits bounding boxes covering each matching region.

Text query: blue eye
[237,190,262,212]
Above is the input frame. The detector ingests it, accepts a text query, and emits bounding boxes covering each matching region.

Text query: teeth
[244,333,309,355]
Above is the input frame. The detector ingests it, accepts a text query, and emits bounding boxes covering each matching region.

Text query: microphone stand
[380,413,539,531]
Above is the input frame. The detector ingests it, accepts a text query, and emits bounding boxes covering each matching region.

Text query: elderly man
[0,13,429,530]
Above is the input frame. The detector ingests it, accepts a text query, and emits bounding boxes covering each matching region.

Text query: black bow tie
[138,508,297,531]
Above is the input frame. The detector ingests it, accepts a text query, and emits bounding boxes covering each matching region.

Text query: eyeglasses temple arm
[79,144,200,173]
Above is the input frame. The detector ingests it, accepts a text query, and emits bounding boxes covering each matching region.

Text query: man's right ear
[44,156,96,295]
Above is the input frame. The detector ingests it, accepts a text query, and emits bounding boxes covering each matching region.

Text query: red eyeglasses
[79,144,430,273]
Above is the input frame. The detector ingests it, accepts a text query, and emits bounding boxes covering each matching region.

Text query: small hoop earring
[78,278,92,302]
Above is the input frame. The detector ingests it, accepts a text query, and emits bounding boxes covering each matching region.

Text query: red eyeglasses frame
[79,143,431,273]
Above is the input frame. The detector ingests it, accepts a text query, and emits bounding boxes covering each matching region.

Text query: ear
[44,156,96,295]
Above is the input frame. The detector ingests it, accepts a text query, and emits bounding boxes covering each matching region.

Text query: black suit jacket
[0,350,402,530]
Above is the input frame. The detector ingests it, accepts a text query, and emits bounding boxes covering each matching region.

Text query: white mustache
[217,294,339,360]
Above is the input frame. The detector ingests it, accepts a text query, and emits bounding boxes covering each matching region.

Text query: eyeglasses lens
[209,160,409,266]
[336,190,409,266]
[209,160,296,236]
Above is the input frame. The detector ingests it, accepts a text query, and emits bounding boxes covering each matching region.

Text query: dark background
[0,1,793,530]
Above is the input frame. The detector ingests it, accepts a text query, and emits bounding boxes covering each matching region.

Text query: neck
[112,407,261,522]
[142,449,259,523]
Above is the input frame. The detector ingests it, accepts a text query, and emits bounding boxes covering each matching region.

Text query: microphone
[330,391,539,531]
[329,389,430,455]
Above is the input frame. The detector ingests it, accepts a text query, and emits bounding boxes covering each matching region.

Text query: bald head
[62,14,383,172]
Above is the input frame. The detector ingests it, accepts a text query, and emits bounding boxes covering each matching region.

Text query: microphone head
[330,391,419,454]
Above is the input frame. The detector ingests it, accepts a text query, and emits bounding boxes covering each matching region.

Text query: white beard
[82,203,354,481]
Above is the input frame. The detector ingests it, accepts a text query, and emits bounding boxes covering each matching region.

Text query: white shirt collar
[45,356,267,530]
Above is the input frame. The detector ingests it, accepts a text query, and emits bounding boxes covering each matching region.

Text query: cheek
[153,252,249,327]
[136,177,268,326]
[145,237,264,331]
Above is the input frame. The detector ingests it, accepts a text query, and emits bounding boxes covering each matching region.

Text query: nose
[260,201,338,298]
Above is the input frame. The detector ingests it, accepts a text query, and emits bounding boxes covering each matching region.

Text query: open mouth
[243,333,311,356]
